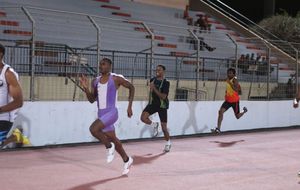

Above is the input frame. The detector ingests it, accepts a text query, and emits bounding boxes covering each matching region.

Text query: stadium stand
[0,0,294,100]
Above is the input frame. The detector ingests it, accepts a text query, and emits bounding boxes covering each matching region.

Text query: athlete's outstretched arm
[117,76,135,118]
[0,70,23,113]
[80,75,96,103]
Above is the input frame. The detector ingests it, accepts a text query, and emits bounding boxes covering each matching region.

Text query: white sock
[166,140,171,145]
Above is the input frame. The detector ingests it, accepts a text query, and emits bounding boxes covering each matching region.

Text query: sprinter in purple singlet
[80,58,135,175]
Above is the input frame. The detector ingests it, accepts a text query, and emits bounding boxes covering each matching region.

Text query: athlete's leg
[141,105,159,137]
[158,109,170,141]
[105,130,133,175]
[212,103,229,134]
[161,122,171,152]
[0,121,13,148]
[140,111,152,125]
[161,122,170,141]
[235,112,245,119]
[233,102,247,119]
[158,109,171,152]
[1,135,16,147]
[89,119,111,148]
[217,106,228,130]
[105,131,129,162]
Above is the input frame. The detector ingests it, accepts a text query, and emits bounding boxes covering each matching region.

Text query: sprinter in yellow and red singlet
[211,68,248,134]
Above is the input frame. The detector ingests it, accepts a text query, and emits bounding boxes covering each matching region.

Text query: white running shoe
[152,122,159,137]
[106,142,115,163]
[211,127,221,134]
[164,144,171,153]
[298,171,300,177]
[122,157,133,175]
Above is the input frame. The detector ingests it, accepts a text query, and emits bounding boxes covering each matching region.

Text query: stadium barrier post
[288,43,299,97]
[142,22,154,80]
[175,56,183,97]
[131,48,151,83]
[87,15,101,76]
[213,63,221,101]
[296,50,299,97]
[202,58,205,83]
[175,56,179,81]
[112,51,115,73]
[145,53,148,79]
[266,42,271,100]
[188,29,200,101]
[142,22,155,103]
[226,34,238,75]
[22,7,36,101]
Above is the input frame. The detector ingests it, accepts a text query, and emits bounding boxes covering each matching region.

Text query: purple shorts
[98,107,118,133]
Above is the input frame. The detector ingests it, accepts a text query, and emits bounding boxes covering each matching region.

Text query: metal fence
[0,6,299,102]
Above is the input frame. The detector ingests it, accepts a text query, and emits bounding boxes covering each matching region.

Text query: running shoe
[211,127,221,134]
[152,122,159,137]
[164,144,171,153]
[122,157,133,175]
[106,142,115,163]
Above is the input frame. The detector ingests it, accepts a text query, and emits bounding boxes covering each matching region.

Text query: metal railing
[0,6,298,102]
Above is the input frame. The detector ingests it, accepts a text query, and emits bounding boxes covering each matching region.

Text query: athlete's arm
[0,69,23,113]
[228,78,239,92]
[150,82,169,100]
[80,75,96,103]
[116,76,135,118]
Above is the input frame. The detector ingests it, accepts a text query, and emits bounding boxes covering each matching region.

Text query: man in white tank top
[0,44,30,148]
[80,58,135,175]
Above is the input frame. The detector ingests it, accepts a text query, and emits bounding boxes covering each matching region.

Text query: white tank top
[0,63,19,122]
[95,73,118,110]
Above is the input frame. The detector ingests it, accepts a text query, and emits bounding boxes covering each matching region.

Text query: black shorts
[143,104,168,123]
[0,120,13,142]
[221,101,240,115]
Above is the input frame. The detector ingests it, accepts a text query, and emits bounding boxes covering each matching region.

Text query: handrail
[2,39,238,62]
[201,0,300,61]
[0,5,288,101]
[21,6,35,101]
[202,0,282,41]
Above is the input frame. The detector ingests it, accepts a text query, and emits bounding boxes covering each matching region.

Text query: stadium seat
[111,12,131,17]
[146,35,165,41]
[3,30,32,36]
[0,20,19,26]
[100,5,121,10]
[0,11,6,17]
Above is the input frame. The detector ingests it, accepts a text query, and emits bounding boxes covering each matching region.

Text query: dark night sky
[220,0,300,23]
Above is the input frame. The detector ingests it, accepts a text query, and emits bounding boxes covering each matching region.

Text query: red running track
[0,129,300,190]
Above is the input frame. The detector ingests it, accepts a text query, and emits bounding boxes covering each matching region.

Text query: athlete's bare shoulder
[5,67,18,84]
[111,73,127,83]
[111,73,125,79]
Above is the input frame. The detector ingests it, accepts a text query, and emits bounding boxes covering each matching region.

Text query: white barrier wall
[13,101,300,146]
